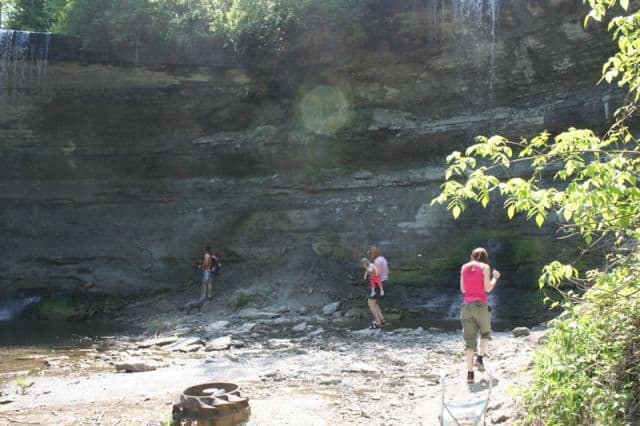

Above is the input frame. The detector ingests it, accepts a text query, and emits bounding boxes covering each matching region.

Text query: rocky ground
[0,290,546,426]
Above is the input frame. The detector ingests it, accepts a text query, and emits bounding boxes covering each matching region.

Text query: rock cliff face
[0,0,618,321]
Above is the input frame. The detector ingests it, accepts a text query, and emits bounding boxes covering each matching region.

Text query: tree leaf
[452,205,461,219]
[563,208,573,222]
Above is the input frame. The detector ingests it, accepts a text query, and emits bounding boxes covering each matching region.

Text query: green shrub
[15,375,33,394]
[519,280,640,425]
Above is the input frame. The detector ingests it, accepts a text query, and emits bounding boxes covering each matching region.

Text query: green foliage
[14,375,29,389]
[4,0,303,56]
[4,0,380,59]
[432,0,640,422]
[51,0,170,51]
[203,0,305,56]
[521,278,639,425]
[4,0,66,31]
[14,375,32,394]
[160,410,178,426]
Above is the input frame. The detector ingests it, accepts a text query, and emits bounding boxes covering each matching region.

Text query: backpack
[210,251,222,273]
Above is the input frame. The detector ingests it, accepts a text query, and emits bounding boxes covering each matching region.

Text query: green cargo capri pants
[461,301,492,352]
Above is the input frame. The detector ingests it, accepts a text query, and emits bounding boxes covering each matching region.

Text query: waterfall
[0,29,13,94]
[0,29,51,102]
[451,0,500,45]
[487,0,499,94]
[450,0,501,102]
[416,292,463,320]
[0,296,42,320]
[417,1,501,101]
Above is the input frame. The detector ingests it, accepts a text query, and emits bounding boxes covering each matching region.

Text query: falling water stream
[0,29,51,100]
[451,0,501,103]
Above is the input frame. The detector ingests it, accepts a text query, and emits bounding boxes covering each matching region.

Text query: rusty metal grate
[172,382,250,426]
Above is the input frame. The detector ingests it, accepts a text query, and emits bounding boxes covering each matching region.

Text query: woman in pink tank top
[460,247,500,383]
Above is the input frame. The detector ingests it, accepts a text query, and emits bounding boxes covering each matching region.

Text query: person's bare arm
[460,266,465,293]
[484,266,500,293]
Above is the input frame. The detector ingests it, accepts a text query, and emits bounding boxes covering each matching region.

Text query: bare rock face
[0,2,617,322]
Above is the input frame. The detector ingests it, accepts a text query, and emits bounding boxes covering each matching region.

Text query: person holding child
[361,257,385,329]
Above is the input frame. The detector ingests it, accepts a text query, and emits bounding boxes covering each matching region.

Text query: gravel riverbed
[0,294,545,425]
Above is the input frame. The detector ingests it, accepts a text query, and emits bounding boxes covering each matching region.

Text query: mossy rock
[229,290,263,311]
[391,232,553,288]
[350,301,405,321]
[390,266,429,287]
[381,308,405,322]
[35,300,83,321]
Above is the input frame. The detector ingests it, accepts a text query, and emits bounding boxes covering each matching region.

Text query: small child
[361,258,384,298]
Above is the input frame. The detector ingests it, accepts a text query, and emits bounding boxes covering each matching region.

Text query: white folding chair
[439,371,493,426]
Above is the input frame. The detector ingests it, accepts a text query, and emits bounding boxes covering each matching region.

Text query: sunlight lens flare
[299,85,350,135]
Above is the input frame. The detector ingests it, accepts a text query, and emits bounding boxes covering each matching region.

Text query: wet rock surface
[0,294,547,425]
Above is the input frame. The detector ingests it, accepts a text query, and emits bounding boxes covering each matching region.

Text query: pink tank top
[462,263,488,304]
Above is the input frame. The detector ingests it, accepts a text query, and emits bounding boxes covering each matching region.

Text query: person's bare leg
[374,302,385,323]
[368,299,382,325]
[479,338,489,356]
[374,300,384,324]
[466,348,475,383]
[474,337,489,371]
[466,348,475,371]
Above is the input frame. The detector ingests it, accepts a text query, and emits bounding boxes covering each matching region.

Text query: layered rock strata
[0,0,618,320]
